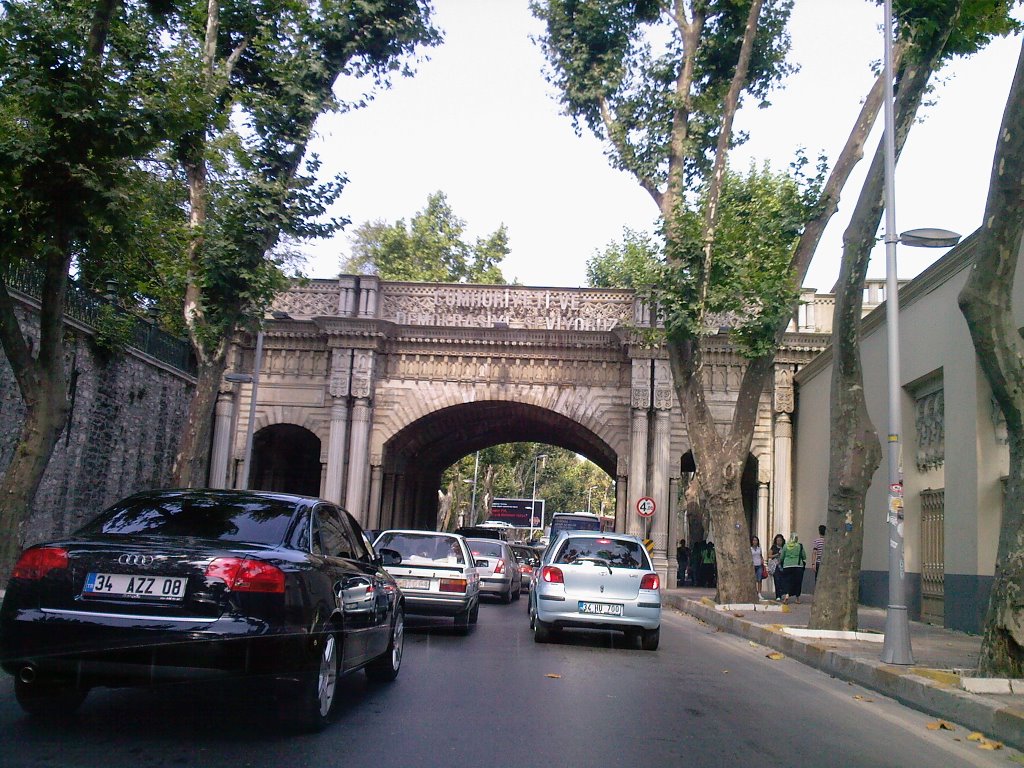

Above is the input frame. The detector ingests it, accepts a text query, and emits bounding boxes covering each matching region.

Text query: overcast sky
[300,0,1023,293]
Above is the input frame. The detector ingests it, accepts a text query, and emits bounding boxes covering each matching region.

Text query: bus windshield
[549,513,602,535]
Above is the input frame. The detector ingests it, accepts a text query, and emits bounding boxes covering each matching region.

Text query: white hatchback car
[529,531,661,650]
[374,530,481,633]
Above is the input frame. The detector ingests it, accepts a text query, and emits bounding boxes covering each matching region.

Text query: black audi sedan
[0,489,405,732]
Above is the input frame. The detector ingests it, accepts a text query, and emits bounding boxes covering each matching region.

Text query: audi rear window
[78,495,298,545]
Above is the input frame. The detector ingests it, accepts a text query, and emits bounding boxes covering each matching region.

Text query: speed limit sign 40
[636,497,656,517]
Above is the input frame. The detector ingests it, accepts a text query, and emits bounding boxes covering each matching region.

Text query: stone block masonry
[0,299,194,546]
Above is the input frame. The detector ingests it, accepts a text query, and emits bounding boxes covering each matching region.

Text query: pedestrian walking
[768,533,785,600]
[812,524,825,581]
[701,541,717,587]
[780,533,807,604]
[676,538,690,587]
[750,535,765,596]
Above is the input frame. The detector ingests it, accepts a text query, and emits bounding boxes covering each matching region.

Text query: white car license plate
[396,578,431,591]
[83,572,187,602]
[578,601,623,616]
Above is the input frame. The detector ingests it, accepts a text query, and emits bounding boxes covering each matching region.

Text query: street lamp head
[899,228,961,248]
[224,372,254,384]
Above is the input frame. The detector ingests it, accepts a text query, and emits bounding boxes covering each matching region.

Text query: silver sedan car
[529,531,661,650]
[466,539,522,603]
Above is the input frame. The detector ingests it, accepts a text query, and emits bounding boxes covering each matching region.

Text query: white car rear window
[554,537,649,570]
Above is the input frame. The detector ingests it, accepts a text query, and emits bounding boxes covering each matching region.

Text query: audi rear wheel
[366,607,404,683]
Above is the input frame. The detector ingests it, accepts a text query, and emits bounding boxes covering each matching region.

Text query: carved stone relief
[352,349,375,399]
[329,349,352,398]
[774,367,795,414]
[915,388,945,471]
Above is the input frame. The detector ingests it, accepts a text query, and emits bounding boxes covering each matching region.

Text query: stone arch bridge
[209,277,828,577]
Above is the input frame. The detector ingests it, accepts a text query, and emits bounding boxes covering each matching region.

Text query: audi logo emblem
[118,554,154,566]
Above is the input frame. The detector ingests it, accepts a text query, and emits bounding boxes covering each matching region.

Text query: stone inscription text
[381,286,632,331]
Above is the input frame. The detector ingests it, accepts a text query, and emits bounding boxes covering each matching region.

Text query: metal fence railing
[4,263,197,377]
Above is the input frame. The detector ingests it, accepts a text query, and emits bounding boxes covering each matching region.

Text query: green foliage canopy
[585,227,663,289]
[343,191,509,284]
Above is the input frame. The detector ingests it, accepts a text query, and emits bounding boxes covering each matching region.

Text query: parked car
[467,539,522,603]
[373,530,481,633]
[509,543,542,591]
[0,489,405,731]
[528,531,661,650]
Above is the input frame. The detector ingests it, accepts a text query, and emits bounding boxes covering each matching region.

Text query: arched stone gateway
[375,400,617,532]
[211,276,829,579]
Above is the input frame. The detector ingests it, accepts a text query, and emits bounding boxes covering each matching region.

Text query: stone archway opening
[251,424,321,497]
[679,450,758,543]
[377,401,617,530]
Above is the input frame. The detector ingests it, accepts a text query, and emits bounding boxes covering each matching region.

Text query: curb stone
[665,594,1024,751]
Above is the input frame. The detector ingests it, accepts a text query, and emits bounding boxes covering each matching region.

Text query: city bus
[548,512,605,536]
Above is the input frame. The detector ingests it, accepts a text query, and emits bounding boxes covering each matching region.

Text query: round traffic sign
[636,497,656,517]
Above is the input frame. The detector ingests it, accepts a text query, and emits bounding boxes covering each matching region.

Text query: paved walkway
[662,586,1024,750]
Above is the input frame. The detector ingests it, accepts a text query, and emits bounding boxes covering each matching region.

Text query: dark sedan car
[0,489,405,732]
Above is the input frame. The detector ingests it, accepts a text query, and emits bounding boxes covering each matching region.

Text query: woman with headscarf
[779,532,807,604]
[768,533,785,601]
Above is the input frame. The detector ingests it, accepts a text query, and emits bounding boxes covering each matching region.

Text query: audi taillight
[439,578,467,593]
[494,558,505,574]
[541,566,563,584]
[12,547,68,580]
[206,557,285,593]
[640,573,660,590]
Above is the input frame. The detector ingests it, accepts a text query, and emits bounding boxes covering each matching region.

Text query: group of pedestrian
[677,524,828,601]
[675,538,717,587]
[759,532,807,603]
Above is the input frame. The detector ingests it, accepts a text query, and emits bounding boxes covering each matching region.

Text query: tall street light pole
[530,454,547,541]
[225,329,264,491]
[879,0,960,664]
[879,0,913,667]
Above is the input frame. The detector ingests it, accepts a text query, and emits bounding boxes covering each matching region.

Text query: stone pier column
[773,366,796,539]
[757,479,771,597]
[324,348,352,505]
[324,399,350,504]
[757,480,771,545]
[627,407,649,538]
[367,463,383,529]
[627,360,652,537]
[346,397,372,523]
[208,390,234,489]
[345,349,375,525]
[667,475,680,587]
[615,470,628,533]
[650,360,674,569]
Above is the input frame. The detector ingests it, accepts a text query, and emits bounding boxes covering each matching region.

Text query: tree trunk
[958,39,1024,678]
[669,338,761,605]
[172,356,225,487]
[0,251,72,581]
[810,11,962,631]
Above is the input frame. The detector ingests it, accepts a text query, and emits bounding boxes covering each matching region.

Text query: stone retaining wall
[0,299,194,545]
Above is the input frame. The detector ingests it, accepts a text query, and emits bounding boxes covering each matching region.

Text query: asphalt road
[0,599,1019,768]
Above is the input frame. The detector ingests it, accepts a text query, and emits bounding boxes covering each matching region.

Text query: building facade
[793,234,1011,633]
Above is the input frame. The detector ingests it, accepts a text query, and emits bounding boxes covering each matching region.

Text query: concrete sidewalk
[662,586,1024,751]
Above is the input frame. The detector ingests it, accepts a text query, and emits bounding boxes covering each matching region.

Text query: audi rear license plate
[396,578,431,591]
[83,573,187,602]
[578,601,623,616]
